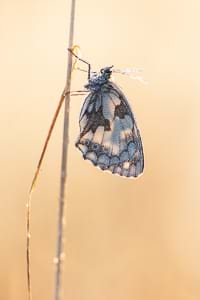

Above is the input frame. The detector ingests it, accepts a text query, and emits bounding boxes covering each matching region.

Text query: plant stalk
[54,1,76,300]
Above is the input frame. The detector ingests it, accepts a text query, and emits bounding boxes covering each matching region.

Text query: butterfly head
[85,66,114,91]
[100,66,113,80]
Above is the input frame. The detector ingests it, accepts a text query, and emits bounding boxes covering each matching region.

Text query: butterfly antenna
[68,48,91,80]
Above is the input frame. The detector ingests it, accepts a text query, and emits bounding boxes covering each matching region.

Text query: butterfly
[76,65,144,178]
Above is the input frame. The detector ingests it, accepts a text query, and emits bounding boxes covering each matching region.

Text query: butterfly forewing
[76,81,144,177]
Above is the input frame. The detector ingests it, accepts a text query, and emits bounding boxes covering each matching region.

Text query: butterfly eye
[100,66,113,74]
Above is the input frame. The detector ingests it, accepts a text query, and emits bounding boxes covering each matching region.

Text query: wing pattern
[76,82,144,177]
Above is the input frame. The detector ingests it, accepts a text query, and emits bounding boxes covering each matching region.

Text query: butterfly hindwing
[76,82,144,177]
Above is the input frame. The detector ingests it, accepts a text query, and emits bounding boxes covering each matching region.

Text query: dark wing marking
[76,81,144,178]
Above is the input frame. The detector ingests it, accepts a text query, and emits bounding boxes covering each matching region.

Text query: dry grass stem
[54,1,76,300]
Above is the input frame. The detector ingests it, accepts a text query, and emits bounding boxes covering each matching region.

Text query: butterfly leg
[66,90,88,97]
[68,48,91,80]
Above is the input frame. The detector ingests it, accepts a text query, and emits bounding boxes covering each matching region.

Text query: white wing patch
[92,126,104,144]
[76,82,144,178]
[102,93,115,121]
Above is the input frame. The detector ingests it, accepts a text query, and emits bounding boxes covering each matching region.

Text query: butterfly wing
[76,82,144,177]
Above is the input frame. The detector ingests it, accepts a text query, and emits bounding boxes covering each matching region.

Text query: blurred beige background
[0,0,200,299]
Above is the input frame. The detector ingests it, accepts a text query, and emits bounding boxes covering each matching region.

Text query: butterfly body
[76,66,144,178]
